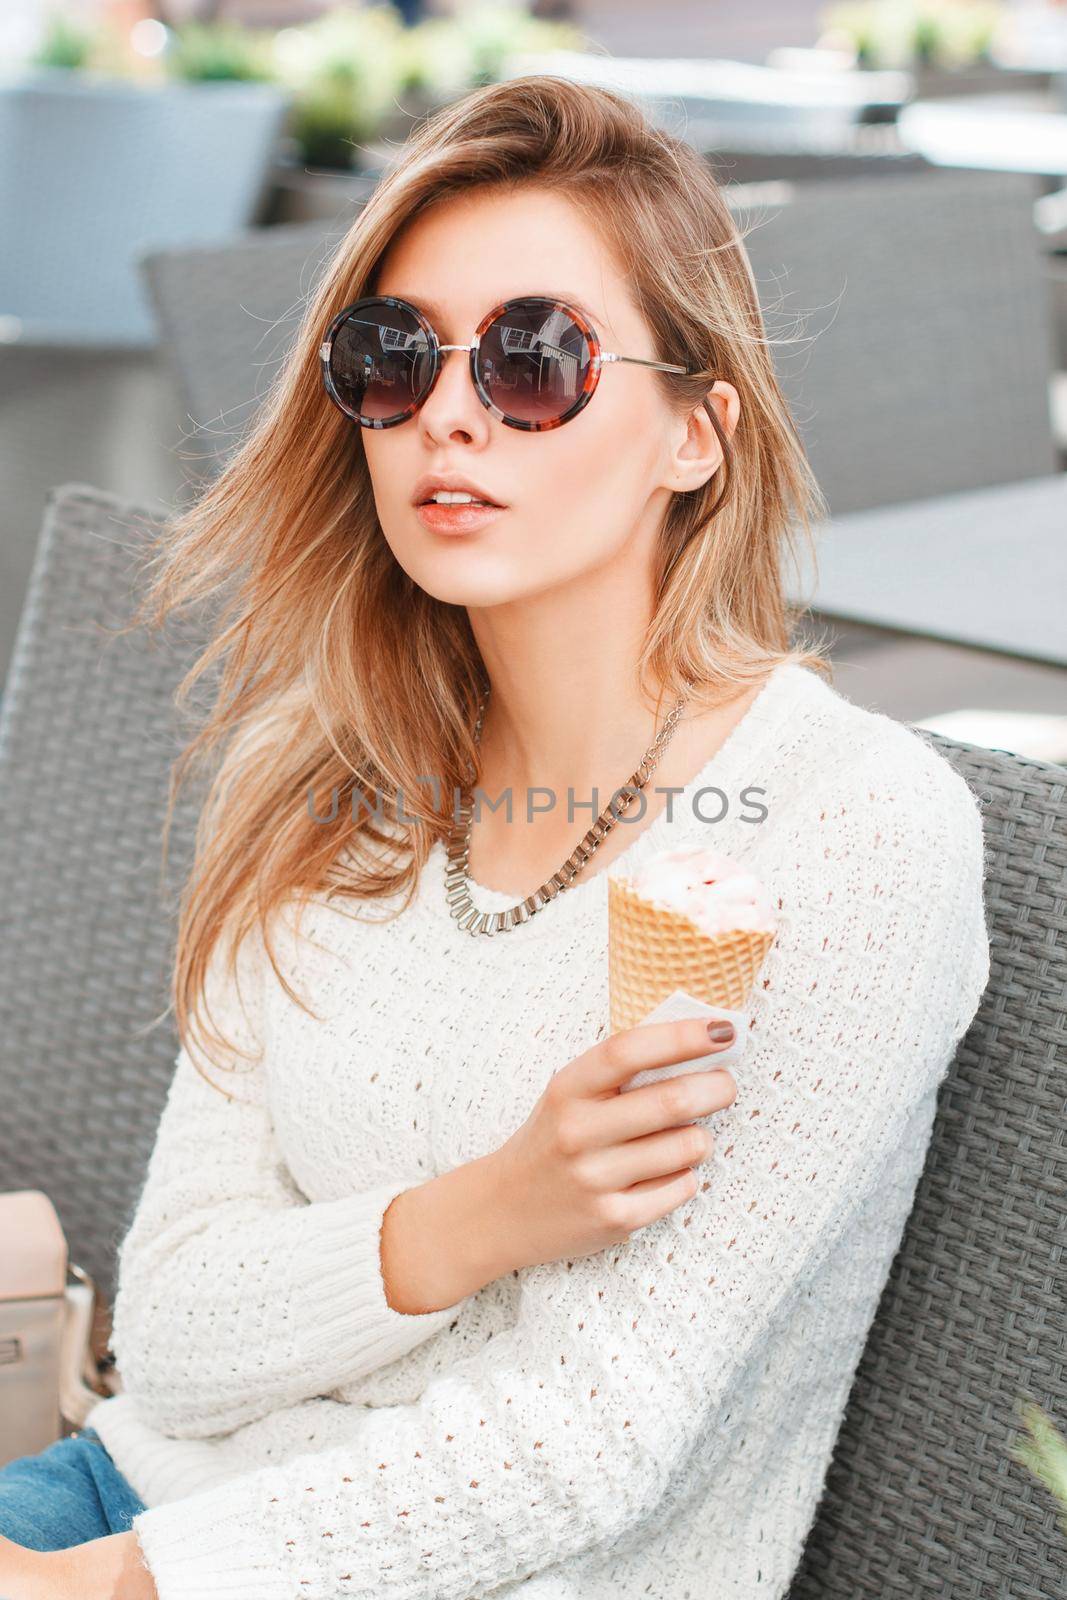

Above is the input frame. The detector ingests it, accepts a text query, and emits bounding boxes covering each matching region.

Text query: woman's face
[361,185,730,608]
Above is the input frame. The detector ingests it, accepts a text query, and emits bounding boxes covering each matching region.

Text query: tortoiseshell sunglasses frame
[319,293,696,433]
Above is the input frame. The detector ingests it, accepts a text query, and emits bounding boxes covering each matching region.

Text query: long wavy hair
[126,72,832,1084]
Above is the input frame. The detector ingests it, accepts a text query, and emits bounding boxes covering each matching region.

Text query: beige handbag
[0,1190,120,1468]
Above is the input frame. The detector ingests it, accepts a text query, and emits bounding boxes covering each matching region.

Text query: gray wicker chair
[739,168,1058,513]
[138,218,354,485]
[1,484,1065,1593]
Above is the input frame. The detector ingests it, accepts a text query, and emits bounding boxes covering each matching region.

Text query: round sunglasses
[319,293,697,432]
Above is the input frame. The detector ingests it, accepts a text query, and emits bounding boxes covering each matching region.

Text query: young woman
[0,74,989,1600]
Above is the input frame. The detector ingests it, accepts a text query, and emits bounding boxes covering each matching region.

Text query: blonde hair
[127,73,831,1083]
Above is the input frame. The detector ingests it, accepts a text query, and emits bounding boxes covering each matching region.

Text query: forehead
[372,185,635,340]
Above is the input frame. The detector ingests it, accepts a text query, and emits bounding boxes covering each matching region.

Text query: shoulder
[780,664,986,856]
[769,665,989,947]
[766,669,991,1036]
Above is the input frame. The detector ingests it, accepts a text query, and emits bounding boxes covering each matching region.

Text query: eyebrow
[396,291,608,337]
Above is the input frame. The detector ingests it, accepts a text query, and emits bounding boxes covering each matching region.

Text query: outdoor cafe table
[787,473,1067,668]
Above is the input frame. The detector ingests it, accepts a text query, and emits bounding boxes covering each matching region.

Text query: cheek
[537,387,646,505]
[359,396,661,603]
[362,432,413,518]
[532,391,658,533]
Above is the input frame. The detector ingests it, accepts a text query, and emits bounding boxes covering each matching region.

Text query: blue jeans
[0,1425,147,1551]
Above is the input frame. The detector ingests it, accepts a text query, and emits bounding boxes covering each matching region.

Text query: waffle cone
[608,875,775,1032]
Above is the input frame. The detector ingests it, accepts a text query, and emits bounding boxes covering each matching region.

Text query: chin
[382,522,585,608]
[408,566,539,608]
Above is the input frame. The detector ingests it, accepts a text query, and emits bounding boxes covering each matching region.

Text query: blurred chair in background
[738,168,1059,514]
[735,166,1064,759]
[706,142,934,184]
[139,219,350,487]
[0,73,290,345]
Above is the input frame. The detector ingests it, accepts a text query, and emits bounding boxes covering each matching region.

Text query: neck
[461,570,767,895]
[467,573,684,811]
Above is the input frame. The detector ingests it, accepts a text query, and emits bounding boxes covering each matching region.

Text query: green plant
[166,20,276,84]
[275,2,586,172]
[456,2,585,88]
[396,16,477,101]
[936,0,1002,63]
[819,1,910,67]
[28,10,97,70]
[397,3,584,104]
[912,7,945,63]
[818,0,1006,69]
[273,4,406,169]
[1011,1401,1067,1542]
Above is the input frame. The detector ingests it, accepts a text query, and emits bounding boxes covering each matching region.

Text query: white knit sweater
[84,661,990,1600]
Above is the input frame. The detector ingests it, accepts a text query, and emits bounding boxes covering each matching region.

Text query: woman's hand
[0,1529,158,1600]
[483,1016,738,1274]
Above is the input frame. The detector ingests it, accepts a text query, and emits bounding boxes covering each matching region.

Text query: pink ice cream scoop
[623,846,777,938]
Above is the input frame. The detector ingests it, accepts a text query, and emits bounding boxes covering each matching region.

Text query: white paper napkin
[617,987,747,1093]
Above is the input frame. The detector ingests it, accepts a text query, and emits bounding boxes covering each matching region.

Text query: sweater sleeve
[107,922,469,1440]
[128,745,990,1600]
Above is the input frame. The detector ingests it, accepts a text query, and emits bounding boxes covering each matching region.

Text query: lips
[412,474,506,508]
[421,493,499,507]
[415,499,506,535]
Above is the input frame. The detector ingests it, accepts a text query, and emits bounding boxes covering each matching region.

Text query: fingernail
[707,1020,735,1044]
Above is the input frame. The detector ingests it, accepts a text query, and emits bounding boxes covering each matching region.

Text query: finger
[574,1016,737,1097]
[582,1065,736,1149]
[619,1166,700,1229]
[586,1123,715,1190]
[627,1166,700,1201]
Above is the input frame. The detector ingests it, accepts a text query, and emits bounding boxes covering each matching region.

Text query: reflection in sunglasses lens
[477,301,592,426]
[330,299,433,423]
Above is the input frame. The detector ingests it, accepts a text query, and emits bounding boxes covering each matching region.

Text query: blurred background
[1,0,1065,758]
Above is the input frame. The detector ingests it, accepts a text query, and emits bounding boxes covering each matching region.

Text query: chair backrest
[0,484,207,1311]
[139,215,369,482]
[738,168,1058,512]
[708,145,933,185]
[2,486,1064,1589]
[0,72,290,346]
[789,731,1067,1595]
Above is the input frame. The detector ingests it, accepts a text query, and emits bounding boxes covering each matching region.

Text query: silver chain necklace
[444,679,692,936]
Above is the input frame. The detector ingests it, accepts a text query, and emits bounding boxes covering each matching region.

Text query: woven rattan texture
[788,732,1067,1598]
[0,483,211,1311]
[607,874,775,1024]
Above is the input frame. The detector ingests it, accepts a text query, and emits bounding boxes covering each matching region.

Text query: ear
[666,380,740,494]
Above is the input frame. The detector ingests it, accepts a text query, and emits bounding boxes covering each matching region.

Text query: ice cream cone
[608,874,775,1033]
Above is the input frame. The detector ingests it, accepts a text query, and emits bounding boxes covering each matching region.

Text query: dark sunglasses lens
[477,300,594,426]
[327,298,433,424]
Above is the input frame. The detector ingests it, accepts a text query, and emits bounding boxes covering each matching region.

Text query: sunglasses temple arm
[602,352,696,376]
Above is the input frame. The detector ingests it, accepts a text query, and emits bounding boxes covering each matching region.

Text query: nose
[418,344,491,448]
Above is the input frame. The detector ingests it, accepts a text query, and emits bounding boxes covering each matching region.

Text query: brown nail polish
[707,1020,735,1044]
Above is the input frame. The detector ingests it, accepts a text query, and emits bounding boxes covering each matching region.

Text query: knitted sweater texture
[84,661,990,1600]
